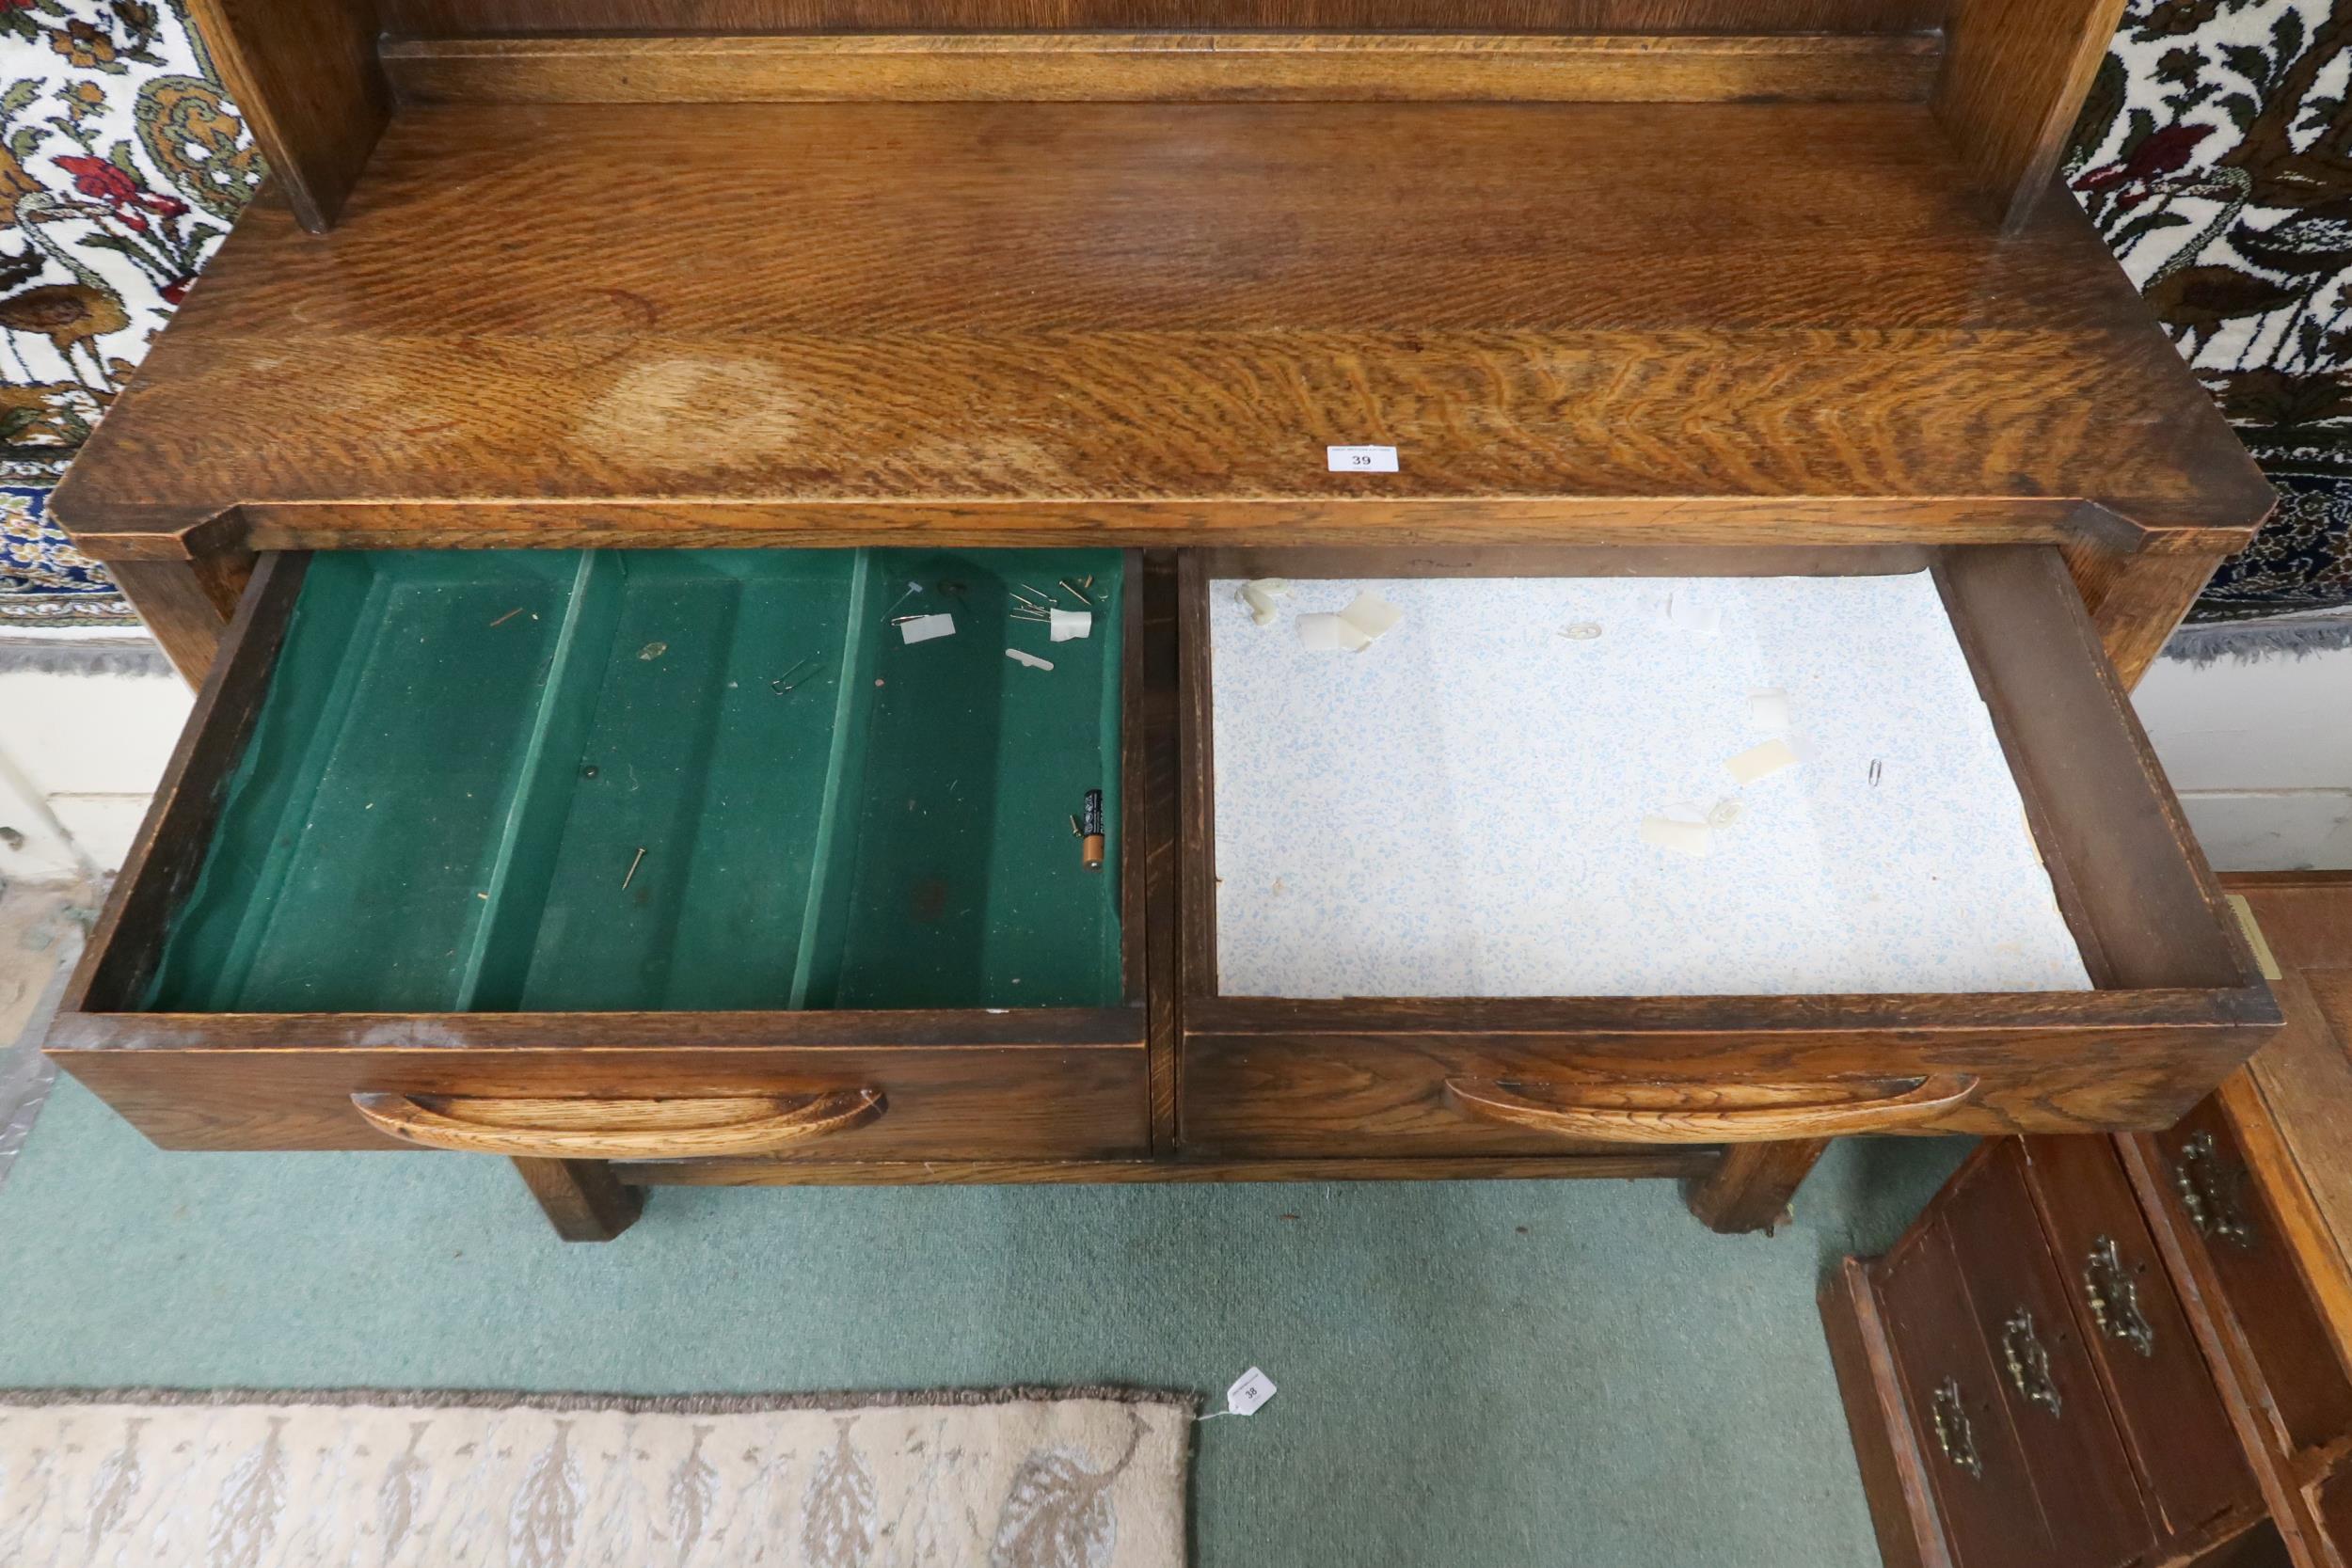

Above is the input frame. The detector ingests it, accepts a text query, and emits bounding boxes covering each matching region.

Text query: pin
[1058,578,1093,606]
[488,607,525,628]
[1078,788,1105,870]
[1018,582,1060,606]
[883,581,921,617]
[622,846,646,890]
[771,657,824,693]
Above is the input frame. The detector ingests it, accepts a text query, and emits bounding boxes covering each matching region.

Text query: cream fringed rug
[0,1386,1194,1567]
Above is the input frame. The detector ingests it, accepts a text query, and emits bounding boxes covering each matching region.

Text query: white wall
[2134,646,2352,871]
[0,666,191,884]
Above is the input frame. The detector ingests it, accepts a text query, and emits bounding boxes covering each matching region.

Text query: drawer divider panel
[790,546,879,1009]
[458,548,627,1008]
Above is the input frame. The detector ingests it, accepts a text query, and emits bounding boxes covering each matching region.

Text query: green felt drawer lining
[142,547,1124,1015]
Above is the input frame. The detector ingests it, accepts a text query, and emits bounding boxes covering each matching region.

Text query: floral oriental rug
[2073,0,2352,657]
[4,0,2352,657]
[0,0,254,639]
[0,1386,1194,1567]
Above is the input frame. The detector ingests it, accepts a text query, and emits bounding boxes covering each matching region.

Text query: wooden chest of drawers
[41,0,2289,1239]
[1826,875,2352,1568]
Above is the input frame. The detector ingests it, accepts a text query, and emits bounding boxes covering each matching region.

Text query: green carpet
[0,1075,1966,1567]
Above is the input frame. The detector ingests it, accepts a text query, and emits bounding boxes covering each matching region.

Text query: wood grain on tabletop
[54,100,2268,552]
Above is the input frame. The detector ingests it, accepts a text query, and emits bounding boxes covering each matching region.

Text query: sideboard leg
[1686,1139,1830,1234]
[513,1156,644,1242]
[109,550,254,688]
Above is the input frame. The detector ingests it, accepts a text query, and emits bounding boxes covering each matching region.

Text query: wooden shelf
[58,96,2269,557]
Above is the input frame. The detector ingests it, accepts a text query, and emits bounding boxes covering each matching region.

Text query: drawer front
[1875,1220,2058,1568]
[56,1039,1151,1160]
[1178,1024,2259,1159]
[2149,1099,2352,1455]
[1942,1144,2153,1568]
[1177,547,2278,1160]
[2021,1135,2259,1534]
[54,546,1156,1167]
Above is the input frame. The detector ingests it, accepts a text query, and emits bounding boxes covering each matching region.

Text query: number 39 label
[1327,444,1399,473]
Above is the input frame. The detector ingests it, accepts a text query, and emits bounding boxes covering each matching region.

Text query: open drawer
[1175,545,2281,1158]
[50,547,1150,1162]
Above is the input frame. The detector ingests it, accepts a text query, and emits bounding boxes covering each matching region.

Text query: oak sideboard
[42,0,2285,1240]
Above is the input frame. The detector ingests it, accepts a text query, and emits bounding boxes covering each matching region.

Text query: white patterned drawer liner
[1209,573,2092,1000]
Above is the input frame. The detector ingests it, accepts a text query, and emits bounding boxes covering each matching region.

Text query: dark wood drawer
[2149,1099,2352,1456]
[1943,1143,2153,1568]
[2021,1134,2260,1536]
[50,547,1152,1162]
[1876,1217,2059,1568]
[1177,546,2276,1159]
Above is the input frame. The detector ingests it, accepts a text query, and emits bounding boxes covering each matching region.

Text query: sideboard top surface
[374,1,1956,33]
[56,96,2269,554]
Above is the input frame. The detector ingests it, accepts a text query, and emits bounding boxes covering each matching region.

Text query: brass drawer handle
[1440,1074,1976,1144]
[2173,1132,2257,1250]
[2000,1309,2062,1418]
[2081,1235,2154,1358]
[351,1090,885,1159]
[1930,1379,1982,1479]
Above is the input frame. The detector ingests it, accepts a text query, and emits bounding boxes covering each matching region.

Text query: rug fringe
[0,641,171,677]
[0,1384,1202,1416]
[2163,613,2352,667]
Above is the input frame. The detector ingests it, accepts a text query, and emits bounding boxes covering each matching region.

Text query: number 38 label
[1326,444,1399,473]
[1225,1368,1278,1417]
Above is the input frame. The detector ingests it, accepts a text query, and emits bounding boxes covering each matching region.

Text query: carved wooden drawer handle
[1441,1074,1977,1144]
[351,1090,885,1159]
